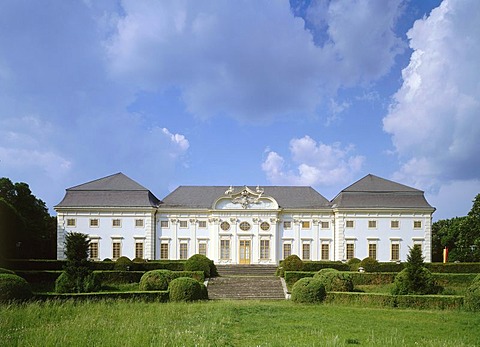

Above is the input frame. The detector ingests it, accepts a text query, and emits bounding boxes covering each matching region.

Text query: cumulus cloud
[383,0,480,188]
[262,136,365,186]
[106,0,406,122]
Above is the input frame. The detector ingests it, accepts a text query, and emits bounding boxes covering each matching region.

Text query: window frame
[321,221,329,229]
[283,221,292,229]
[179,242,188,259]
[391,243,400,261]
[220,221,230,231]
[390,220,400,229]
[160,220,169,228]
[368,220,377,229]
[198,242,207,256]
[135,219,144,228]
[260,239,270,260]
[220,239,231,260]
[239,221,251,231]
[321,243,329,261]
[90,218,99,228]
[283,243,292,259]
[198,220,207,228]
[413,220,422,229]
[301,221,311,229]
[179,220,188,228]
[112,240,121,260]
[135,241,144,259]
[160,243,169,260]
[260,222,270,231]
[345,220,354,228]
[66,218,76,227]
[112,219,121,228]
[346,243,355,260]
[302,242,311,260]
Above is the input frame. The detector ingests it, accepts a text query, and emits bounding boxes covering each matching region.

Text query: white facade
[55,173,435,263]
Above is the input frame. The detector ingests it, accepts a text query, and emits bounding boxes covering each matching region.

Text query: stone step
[207,276,285,300]
[215,265,278,276]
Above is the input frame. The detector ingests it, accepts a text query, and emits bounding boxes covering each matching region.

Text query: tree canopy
[0,177,56,259]
[432,194,480,262]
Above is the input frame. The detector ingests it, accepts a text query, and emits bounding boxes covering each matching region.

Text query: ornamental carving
[225,185,264,209]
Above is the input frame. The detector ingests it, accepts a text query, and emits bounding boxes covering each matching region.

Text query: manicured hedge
[324,292,464,310]
[34,291,169,302]
[15,270,63,283]
[285,271,398,289]
[94,271,144,284]
[7,259,67,271]
[432,273,478,286]
[302,261,350,272]
[426,263,480,273]
[0,273,33,303]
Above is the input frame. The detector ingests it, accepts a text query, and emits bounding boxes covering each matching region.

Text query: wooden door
[239,240,251,264]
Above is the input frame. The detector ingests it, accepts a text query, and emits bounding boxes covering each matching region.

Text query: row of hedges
[6,259,186,271]
[14,270,204,286]
[324,292,464,310]
[34,291,169,302]
[284,271,477,290]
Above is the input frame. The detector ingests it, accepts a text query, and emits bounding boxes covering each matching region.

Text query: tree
[431,193,480,262]
[392,245,438,295]
[0,199,27,260]
[55,232,99,293]
[0,177,56,259]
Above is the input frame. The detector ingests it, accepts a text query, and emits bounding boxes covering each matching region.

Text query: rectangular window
[160,220,169,228]
[321,244,329,260]
[346,243,355,260]
[90,219,99,227]
[198,221,207,228]
[391,243,400,261]
[179,220,188,228]
[89,242,98,260]
[135,242,144,259]
[391,220,399,229]
[112,242,121,260]
[112,219,121,227]
[346,220,354,228]
[321,221,329,229]
[302,243,310,260]
[160,243,169,260]
[198,242,207,256]
[301,221,311,229]
[260,240,270,260]
[368,220,377,228]
[220,240,230,260]
[179,243,188,259]
[283,243,292,259]
[135,219,144,227]
[414,220,422,228]
[66,218,76,227]
[368,243,377,260]
[283,221,292,229]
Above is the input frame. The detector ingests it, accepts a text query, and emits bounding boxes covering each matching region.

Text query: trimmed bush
[283,255,304,271]
[0,273,33,303]
[0,267,15,274]
[359,257,379,272]
[426,262,480,273]
[391,268,439,295]
[464,275,480,311]
[291,277,326,303]
[139,270,174,291]
[347,258,362,271]
[114,256,133,271]
[314,269,354,292]
[284,271,315,290]
[169,277,205,302]
[94,271,143,284]
[184,254,212,278]
[55,271,100,293]
[133,257,146,263]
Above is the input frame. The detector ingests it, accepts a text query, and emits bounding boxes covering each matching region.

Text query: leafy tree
[431,194,480,262]
[0,199,27,260]
[0,177,56,259]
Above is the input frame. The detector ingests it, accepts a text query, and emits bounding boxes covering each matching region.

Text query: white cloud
[106,0,406,122]
[161,127,190,155]
[383,0,480,185]
[262,136,365,186]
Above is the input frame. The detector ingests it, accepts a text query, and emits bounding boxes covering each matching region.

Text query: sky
[1,0,479,221]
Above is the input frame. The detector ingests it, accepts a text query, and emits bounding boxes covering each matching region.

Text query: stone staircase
[208,265,285,300]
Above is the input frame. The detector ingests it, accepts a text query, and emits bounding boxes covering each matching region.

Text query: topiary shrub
[184,254,212,278]
[139,270,174,291]
[316,268,339,275]
[283,255,304,272]
[169,277,204,302]
[114,256,133,271]
[359,257,379,272]
[133,257,146,263]
[463,275,480,311]
[0,273,32,303]
[55,271,100,293]
[314,269,354,292]
[0,267,15,274]
[103,258,112,262]
[391,268,439,295]
[391,246,440,295]
[291,277,326,303]
[347,257,361,271]
[199,283,209,300]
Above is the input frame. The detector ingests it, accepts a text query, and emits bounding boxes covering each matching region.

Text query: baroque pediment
[213,186,278,210]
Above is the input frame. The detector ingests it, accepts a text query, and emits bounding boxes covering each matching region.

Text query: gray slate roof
[159,186,330,209]
[55,173,161,208]
[331,174,434,210]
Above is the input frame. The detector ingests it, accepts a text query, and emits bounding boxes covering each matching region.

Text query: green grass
[1,300,479,346]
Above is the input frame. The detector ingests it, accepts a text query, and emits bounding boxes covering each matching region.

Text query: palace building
[55,173,435,263]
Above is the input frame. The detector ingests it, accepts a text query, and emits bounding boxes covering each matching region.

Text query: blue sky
[1,0,479,220]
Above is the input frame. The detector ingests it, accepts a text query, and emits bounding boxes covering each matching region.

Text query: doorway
[239,240,251,264]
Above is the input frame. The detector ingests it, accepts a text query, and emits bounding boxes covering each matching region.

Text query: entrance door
[239,240,251,264]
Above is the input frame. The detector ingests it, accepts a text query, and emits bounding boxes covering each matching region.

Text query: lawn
[1,300,479,346]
